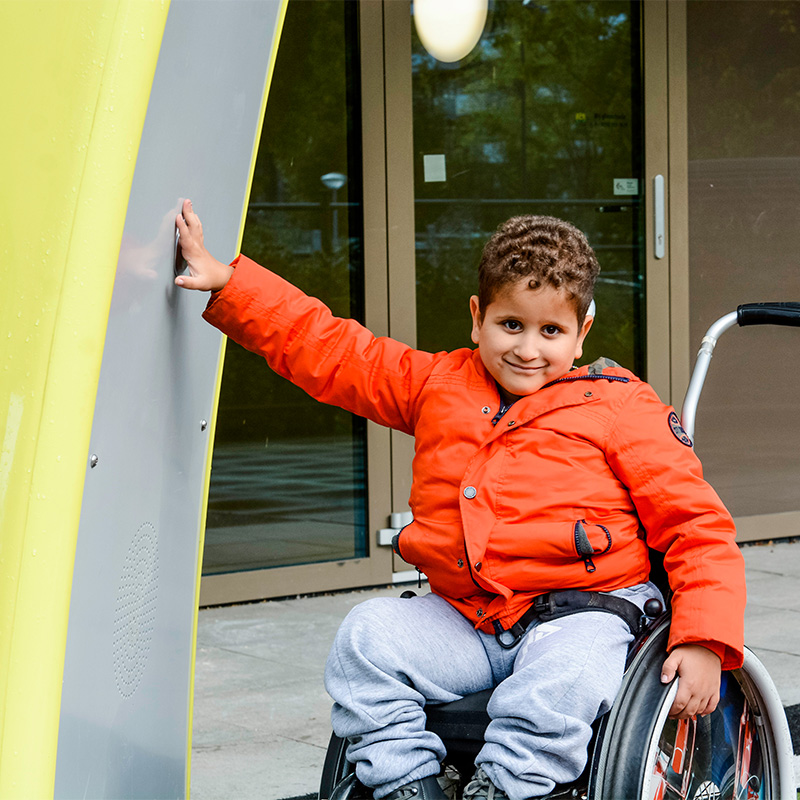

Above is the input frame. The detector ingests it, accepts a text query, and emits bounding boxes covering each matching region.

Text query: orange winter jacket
[204,256,746,670]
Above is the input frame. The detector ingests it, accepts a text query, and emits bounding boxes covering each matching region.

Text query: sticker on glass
[613,178,639,196]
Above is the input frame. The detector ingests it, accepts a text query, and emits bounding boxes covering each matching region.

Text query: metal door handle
[653,174,665,259]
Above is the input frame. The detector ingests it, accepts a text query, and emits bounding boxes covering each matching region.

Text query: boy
[175,201,744,800]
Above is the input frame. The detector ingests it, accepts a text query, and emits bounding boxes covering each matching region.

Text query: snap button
[474,562,482,571]
[481,406,491,414]
[457,559,464,568]
[584,391,593,397]
[463,486,477,499]
[507,420,516,427]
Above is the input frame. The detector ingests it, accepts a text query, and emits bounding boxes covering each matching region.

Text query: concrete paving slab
[191,735,327,800]
[193,644,320,695]
[741,539,800,578]
[745,572,800,612]
[744,605,800,656]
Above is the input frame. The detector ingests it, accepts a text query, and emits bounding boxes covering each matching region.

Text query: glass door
[379,0,670,577]
[409,1,648,372]
[200,0,393,604]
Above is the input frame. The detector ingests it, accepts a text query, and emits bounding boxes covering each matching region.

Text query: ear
[574,314,594,360]
[469,295,482,345]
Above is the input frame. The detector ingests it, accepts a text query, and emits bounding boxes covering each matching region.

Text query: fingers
[179,198,201,232]
[662,647,721,719]
[176,199,203,254]
[669,683,702,720]
[669,691,718,719]
[176,199,209,273]
[174,273,209,291]
[661,652,679,684]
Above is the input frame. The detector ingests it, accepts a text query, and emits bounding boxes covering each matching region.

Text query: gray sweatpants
[324,583,662,800]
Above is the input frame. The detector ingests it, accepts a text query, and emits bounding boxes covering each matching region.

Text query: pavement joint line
[747,646,800,656]
[747,566,797,575]
[279,735,329,750]
[213,645,292,662]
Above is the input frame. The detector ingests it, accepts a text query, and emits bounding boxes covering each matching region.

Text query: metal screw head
[90,454,99,468]
[200,420,208,431]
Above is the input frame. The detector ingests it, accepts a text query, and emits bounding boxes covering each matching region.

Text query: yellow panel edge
[185,1,289,796]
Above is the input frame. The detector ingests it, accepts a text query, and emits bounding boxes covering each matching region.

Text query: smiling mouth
[505,361,543,372]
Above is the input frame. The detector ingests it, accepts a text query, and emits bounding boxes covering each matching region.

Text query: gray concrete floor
[190,540,800,800]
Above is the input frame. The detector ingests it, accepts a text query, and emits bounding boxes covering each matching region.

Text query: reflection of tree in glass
[217,0,365,443]
[249,1,357,204]
[413,1,637,199]
[412,1,644,371]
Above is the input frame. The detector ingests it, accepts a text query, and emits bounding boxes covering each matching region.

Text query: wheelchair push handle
[737,301,800,327]
[681,301,800,442]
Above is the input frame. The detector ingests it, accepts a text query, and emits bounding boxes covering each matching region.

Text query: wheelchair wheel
[590,619,796,800]
[319,731,354,800]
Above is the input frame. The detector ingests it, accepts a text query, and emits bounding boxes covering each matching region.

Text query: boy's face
[470,279,593,404]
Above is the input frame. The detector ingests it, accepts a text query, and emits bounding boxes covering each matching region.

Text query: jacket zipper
[542,373,630,390]
[573,519,612,573]
[491,403,513,426]
[573,520,596,572]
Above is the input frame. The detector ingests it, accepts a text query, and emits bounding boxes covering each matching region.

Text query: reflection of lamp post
[320,172,347,252]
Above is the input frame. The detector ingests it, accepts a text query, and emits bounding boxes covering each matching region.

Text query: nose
[512,332,540,362]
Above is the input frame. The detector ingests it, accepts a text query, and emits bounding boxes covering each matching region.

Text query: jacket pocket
[573,519,612,573]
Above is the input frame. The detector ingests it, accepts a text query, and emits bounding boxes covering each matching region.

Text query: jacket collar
[477,357,636,442]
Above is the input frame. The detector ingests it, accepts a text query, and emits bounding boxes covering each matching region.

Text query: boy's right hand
[174,199,234,292]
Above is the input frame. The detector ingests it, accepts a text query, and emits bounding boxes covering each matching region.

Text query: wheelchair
[319,304,799,800]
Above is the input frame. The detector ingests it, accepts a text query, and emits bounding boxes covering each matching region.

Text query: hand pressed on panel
[174,199,234,292]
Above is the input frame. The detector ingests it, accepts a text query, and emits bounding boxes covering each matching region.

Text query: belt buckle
[532,593,550,614]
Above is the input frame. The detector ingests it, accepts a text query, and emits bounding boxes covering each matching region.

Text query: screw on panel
[200,420,208,431]
[90,454,99,468]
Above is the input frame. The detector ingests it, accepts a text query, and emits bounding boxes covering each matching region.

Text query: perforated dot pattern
[113,522,159,698]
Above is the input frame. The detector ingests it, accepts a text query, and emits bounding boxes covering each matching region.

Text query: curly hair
[477,216,600,323]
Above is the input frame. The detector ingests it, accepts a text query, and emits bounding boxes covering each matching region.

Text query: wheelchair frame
[319,303,800,800]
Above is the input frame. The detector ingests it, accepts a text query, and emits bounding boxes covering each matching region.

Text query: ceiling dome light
[414,0,488,63]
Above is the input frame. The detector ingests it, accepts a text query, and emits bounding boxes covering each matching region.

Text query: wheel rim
[643,675,767,800]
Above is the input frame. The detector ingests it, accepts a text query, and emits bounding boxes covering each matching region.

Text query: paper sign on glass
[424,154,447,182]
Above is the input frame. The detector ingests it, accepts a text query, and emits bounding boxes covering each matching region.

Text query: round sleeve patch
[668,411,693,447]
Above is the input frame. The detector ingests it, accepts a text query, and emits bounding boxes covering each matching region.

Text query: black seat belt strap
[493,589,647,650]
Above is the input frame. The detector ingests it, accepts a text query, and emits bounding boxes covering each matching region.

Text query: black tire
[319,732,352,800]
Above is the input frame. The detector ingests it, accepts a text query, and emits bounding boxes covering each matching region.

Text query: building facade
[200,0,800,606]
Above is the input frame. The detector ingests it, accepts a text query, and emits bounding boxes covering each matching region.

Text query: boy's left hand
[661,644,721,719]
